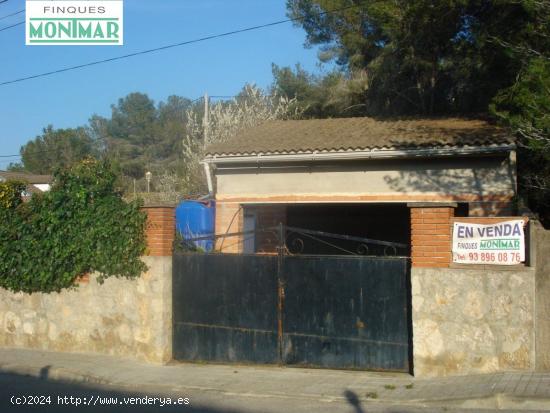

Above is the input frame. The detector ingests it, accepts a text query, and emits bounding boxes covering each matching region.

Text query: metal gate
[172,225,411,372]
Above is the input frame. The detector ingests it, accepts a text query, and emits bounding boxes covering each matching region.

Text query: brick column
[409,203,455,268]
[142,206,175,256]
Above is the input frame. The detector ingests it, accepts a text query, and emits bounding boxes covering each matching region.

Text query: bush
[0,159,147,293]
[0,181,26,209]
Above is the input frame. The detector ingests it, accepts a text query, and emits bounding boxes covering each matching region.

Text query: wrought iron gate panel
[173,254,279,363]
[281,255,410,371]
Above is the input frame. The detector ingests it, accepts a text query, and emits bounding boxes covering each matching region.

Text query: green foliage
[0,159,147,293]
[20,125,96,174]
[173,232,206,253]
[6,163,26,172]
[491,59,550,151]
[285,0,536,115]
[89,93,195,181]
[0,181,26,209]
[17,94,196,195]
[271,64,368,117]
[491,58,550,225]
[487,1,550,224]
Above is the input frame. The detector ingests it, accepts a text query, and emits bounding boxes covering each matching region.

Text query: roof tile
[0,171,53,184]
[205,117,513,156]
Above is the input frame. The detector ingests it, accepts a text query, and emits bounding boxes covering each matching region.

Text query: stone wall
[0,256,172,363]
[412,266,535,377]
[0,206,175,364]
[534,221,550,371]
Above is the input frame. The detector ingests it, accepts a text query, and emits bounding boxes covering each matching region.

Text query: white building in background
[0,171,52,195]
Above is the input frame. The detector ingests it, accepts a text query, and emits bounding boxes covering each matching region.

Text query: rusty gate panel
[172,252,411,371]
[172,253,279,363]
[282,255,410,371]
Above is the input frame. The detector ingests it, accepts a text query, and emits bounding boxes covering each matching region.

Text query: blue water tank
[175,200,216,251]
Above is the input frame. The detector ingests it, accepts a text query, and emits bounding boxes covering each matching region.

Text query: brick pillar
[142,206,175,256]
[409,203,455,268]
[214,202,242,253]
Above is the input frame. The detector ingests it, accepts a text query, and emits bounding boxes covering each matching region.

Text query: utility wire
[0,135,111,159]
[194,95,278,100]
[0,8,23,21]
[210,95,277,98]
[0,3,360,87]
[0,92,288,159]
[0,20,22,31]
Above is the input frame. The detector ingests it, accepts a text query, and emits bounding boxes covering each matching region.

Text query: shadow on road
[1,371,469,413]
[0,371,242,413]
[343,390,365,413]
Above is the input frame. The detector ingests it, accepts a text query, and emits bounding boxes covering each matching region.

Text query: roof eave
[204,144,516,165]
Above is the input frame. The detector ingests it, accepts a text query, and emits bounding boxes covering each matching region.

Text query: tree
[271,64,368,117]
[89,93,194,185]
[489,1,550,224]
[101,93,158,178]
[286,0,532,115]
[182,85,302,194]
[155,95,194,162]
[19,126,95,174]
[109,92,157,146]
[6,163,25,172]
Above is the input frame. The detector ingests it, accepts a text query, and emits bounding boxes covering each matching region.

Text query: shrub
[0,180,26,209]
[0,159,147,293]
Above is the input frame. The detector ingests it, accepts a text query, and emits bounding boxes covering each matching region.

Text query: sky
[0,0,328,169]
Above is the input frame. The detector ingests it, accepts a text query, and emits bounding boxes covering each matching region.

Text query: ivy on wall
[0,159,147,293]
[0,181,26,209]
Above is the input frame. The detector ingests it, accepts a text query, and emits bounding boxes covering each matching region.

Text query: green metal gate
[172,225,411,372]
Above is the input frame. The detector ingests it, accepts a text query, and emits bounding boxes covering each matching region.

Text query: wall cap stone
[449,263,534,272]
[141,204,177,209]
[407,202,458,208]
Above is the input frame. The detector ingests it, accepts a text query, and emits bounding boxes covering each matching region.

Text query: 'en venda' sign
[26,1,123,46]
[452,220,525,265]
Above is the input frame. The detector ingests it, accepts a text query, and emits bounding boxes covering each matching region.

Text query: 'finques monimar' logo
[26,1,123,46]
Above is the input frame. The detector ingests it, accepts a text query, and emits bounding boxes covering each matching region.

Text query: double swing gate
[173,224,412,372]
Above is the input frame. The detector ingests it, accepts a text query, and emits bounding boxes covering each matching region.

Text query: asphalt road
[0,373,529,413]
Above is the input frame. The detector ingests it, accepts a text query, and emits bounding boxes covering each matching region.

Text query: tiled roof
[205,117,514,156]
[0,171,52,184]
